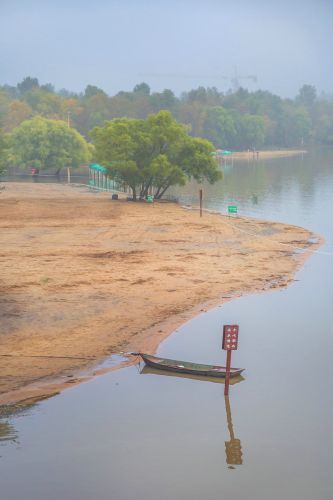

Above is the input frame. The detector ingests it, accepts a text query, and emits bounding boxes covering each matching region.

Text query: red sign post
[222,325,239,396]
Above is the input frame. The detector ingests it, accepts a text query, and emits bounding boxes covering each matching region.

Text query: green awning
[89,163,108,174]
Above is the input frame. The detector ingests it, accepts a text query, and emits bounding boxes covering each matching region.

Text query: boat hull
[139,354,244,378]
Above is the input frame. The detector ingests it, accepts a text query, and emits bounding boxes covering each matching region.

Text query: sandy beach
[0,182,320,406]
[231,149,307,160]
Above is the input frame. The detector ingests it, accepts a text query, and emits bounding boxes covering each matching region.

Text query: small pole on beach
[67,167,71,184]
[222,324,239,396]
[199,188,203,217]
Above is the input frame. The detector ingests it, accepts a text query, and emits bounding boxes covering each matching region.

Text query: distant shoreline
[230,149,307,160]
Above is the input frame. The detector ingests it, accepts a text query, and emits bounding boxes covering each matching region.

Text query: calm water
[1,149,333,500]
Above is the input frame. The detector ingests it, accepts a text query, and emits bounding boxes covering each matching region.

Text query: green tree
[91,110,220,200]
[81,92,112,133]
[0,90,11,127]
[23,87,67,120]
[296,85,317,109]
[8,116,91,174]
[151,89,177,113]
[149,154,186,199]
[40,83,55,93]
[202,107,236,149]
[177,101,206,136]
[2,78,330,151]
[314,113,333,145]
[91,117,147,199]
[17,77,39,95]
[223,87,251,114]
[0,128,8,174]
[35,93,66,119]
[133,82,151,96]
[234,114,266,149]
[281,104,311,146]
[84,85,107,99]
[186,86,209,104]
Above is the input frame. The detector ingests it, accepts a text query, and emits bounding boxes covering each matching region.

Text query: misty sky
[1,0,332,97]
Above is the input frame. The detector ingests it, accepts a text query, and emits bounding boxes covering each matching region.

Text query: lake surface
[1,149,333,500]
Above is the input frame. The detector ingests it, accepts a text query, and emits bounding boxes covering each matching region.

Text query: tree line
[1,77,332,200]
[1,77,333,149]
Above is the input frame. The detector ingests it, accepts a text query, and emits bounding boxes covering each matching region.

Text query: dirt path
[0,182,320,405]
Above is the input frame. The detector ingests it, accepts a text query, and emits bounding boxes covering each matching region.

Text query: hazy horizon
[1,0,332,98]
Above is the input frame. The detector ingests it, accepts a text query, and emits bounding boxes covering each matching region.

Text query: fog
[1,0,332,97]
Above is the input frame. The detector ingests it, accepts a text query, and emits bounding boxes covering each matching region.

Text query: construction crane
[139,67,257,93]
[228,67,257,92]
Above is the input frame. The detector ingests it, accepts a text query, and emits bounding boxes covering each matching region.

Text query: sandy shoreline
[231,149,307,160]
[0,182,322,407]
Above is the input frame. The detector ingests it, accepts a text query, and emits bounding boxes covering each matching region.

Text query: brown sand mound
[0,182,321,404]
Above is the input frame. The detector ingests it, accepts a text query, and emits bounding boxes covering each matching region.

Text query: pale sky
[1,0,332,97]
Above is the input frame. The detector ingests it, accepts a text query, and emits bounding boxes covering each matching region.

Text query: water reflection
[140,365,244,468]
[140,364,245,385]
[0,150,332,499]
[0,420,18,444]
[168,148,333,232]
[251,194,258,205]
[0,403,38,446]
[224,396,243,468]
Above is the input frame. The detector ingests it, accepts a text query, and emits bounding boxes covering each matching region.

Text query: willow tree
[8,116,92,174]
[91,110,221,200]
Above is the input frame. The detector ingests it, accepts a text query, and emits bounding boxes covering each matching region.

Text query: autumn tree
[4,100,33,131]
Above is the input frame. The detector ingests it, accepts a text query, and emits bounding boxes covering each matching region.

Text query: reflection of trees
[0,403,35,446]
[169,151,332,219]
[0,420,18,444]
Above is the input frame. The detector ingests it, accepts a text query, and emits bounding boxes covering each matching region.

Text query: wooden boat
[140,365,245,385]
[138,353,244,378]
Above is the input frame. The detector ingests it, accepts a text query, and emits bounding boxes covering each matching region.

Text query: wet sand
[0,182,320,405]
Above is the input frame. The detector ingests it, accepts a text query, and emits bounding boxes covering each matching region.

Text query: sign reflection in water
[140,364,244,469]
[224,395,243,468]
